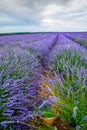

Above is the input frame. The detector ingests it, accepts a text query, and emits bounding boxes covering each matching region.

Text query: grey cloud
[15,0,71,7]
[0,0,87,32]
[0,0,71,14]
[0,0,77,18]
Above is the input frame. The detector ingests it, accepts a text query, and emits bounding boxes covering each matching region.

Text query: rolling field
[0,32,87,130]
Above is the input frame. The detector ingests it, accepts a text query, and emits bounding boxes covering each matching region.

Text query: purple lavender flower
[73,106,77,117]
[67,87,72,98]
[84,116,87,121]
[1,121,7,129]
[39,96,57,109]
[76,125,81,130]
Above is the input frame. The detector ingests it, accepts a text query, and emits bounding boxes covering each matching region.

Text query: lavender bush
[0,45,41,129]
[65,33,87,48]
[47,49,87,129]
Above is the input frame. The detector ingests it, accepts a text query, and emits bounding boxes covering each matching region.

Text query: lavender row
[0,45,41,129]
[0,33,58,129]
[48,34,87,63]
[64,33,87,48]
[0,33,51,45]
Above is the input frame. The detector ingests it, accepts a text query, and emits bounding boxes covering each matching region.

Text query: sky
[0,0,87,33]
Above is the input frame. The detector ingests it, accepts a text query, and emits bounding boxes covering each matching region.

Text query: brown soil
[53,117,73,130]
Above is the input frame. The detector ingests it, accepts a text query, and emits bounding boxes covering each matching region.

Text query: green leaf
[42,111,56,118]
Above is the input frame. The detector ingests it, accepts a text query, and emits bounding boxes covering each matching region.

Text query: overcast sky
[0,0,87,32]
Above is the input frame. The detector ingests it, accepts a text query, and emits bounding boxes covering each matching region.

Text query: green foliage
[41,111,56,118]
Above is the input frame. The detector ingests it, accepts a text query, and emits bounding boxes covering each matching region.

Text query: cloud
[15,0,71,8]
[41,4,65,17]
[0,0,87,32]
[41,18,64,26]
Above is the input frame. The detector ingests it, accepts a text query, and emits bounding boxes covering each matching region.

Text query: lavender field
[0,32,87,130]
